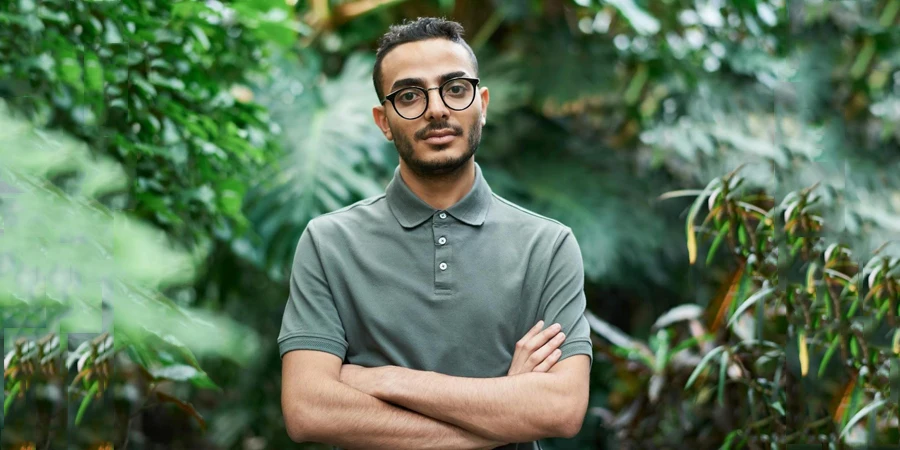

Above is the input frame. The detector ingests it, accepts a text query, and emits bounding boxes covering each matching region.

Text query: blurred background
[1,0,899,449]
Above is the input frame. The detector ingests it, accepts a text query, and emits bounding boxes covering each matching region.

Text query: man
[279,17,593,449]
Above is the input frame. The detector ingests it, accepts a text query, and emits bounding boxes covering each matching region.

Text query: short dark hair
[373,17,479,101]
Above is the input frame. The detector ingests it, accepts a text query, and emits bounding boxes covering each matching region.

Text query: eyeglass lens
[392,79,475,119]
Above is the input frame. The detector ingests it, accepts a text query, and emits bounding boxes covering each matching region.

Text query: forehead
[380,38,475,89]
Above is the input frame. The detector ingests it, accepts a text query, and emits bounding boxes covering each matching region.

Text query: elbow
[556,412,585,439]
[284,406,309,443]
[283,394,323,443]
[553,394,588,439]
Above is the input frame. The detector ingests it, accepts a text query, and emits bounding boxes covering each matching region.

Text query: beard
[391,118,482,178]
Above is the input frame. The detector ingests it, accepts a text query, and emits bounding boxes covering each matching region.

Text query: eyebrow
[389,71,469,93]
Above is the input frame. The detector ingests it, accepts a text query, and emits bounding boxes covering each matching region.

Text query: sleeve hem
[558,339,593,367]
[278,334,348,360]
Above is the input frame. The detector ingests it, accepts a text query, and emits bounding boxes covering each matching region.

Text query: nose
[423,88,450,121]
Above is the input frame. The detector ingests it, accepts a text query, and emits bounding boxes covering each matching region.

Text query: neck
[398,158,476,211]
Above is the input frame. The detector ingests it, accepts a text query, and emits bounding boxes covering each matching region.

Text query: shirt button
[439,262,448,271]
[439,212,447,219]
[438,236,447,245]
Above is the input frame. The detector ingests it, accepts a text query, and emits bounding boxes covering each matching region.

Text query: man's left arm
[381,354,590,443]
[344,227,594,443]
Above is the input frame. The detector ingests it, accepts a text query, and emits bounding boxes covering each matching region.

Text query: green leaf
[75,381,99,426]
[686,345,726,389]
[770,401,786,416]
[3,381,21,416]
[717,350,728,406]
[727,286,775,328]
[605,0,661,35]
[818,335,840,378]
[707,221,730,266]
[840,397,887,439]
[720,429,740,450]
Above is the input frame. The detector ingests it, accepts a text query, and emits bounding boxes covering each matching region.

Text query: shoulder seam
[315,194,387,219]
[491,193,567,228]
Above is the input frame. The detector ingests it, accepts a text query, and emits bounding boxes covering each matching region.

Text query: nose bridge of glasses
[424,86,450,115]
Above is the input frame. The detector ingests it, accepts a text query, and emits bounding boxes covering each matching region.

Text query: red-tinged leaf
[707,261,746,333]
[831,371,858,424]
[156,391,207,431]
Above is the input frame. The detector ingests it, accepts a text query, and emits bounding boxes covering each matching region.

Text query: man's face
[373,38,489,177]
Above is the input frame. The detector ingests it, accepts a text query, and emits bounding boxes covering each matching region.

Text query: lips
[422,129,458,145]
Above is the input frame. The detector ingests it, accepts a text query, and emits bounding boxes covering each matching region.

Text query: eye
[443,80,470,97]
[396,89,422,104]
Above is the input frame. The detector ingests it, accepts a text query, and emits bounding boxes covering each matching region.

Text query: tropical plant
[0,103,259,448]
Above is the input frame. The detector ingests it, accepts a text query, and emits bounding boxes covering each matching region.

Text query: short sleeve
[277,221,348,360]
[539,227,593,367]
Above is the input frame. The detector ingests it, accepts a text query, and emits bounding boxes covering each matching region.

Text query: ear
[478,86,490,125]
[372,104,393,141]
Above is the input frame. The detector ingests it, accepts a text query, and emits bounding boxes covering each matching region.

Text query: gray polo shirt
[279,161,593,448]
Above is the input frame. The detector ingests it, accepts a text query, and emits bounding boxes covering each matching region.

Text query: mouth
[422,130,458,145]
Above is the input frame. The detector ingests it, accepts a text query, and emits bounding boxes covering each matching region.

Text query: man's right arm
[282,350,507,450]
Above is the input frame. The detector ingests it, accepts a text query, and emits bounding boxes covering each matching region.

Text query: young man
[279,17,593,450]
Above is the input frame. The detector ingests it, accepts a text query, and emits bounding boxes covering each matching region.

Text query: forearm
[379,368,570,442]
[291,378,508,450]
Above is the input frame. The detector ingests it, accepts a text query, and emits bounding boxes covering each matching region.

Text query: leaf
[717,350,728,406]
[157,391,207,430]
[606,0,661,35]
[798,331,809,377]
[652,304,704,330]
[893,329,900,355]
[75,381,99,426]
[706,221,730,266]
[685,345,726,389]
[3,380,21,416]
[150,364,199,381]
[585,310,653,362]
[839,397,886,439]
[707,261,746,332]
[726,286,775,329]
[819,335,840,378]
[686,178,722,264]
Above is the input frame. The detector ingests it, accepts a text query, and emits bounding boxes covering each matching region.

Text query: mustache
[415,121,463,140]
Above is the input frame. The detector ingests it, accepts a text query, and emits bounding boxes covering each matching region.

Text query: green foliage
[0,102,259,444]
[591,166,899,447]
[0,0,293,247]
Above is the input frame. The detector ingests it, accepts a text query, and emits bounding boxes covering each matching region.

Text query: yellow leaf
[687,223,697,264]
[799,331,809,377]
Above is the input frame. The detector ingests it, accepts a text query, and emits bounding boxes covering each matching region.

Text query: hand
[339,363,391,398]
[507,320,566,376]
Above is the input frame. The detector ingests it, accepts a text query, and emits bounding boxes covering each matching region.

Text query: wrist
[377,365,402,401]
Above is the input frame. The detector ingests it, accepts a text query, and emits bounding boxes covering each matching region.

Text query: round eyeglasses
[381,77,480,120]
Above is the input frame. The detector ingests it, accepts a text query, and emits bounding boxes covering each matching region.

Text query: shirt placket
[433,210,453,294]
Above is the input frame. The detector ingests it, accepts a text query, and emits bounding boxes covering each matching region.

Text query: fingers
[516,320,545,348]
[527,331,565,371]
[526,322,561,351]
[533,349,562,372]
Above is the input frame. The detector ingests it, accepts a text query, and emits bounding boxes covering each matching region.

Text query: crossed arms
[282,340,590,449]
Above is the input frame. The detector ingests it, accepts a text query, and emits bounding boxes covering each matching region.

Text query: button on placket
[434,211,452,294]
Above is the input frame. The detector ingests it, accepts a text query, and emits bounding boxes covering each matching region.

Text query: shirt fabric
[278,161,593,450]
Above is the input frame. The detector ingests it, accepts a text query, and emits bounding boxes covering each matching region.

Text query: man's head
[372,17,489,178]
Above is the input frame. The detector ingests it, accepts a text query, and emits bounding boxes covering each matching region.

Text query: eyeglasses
[381,77,480,120]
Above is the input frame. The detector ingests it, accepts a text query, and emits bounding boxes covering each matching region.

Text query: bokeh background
[2,0,899,449]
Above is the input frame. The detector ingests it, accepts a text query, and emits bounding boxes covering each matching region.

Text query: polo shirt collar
[386,162,493,229]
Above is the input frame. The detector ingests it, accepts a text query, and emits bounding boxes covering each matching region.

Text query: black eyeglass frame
[380,77,481,120]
